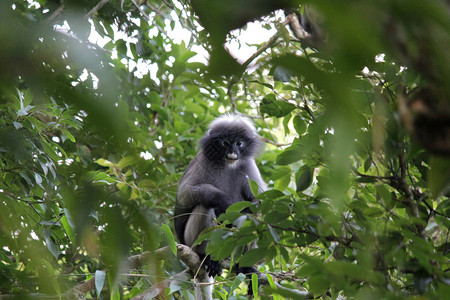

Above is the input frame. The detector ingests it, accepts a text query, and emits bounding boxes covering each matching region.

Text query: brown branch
[130,0,165,34]
[302,98,315,121]
[227,14,294,107]
[45,0,67,22]
[286,12,310,40]
[352,167,396,181]
[126,247,172,269]
[85,0,110,19]
[262,137,290,147]
[258,273,309,298]
[131,271,191,300]
[176,244,208,279]
[64,277,96,299]
[55,29,112,53]
[241,14,293,71]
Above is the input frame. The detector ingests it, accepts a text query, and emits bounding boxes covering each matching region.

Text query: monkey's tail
[194,275,214,300]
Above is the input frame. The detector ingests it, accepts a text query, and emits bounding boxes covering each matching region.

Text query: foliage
[0,0,449,299]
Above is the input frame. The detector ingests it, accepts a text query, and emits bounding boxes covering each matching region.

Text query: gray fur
[174,114,266,277]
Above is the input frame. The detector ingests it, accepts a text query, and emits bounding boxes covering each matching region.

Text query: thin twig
[85,0,110,19]
[227,14,294,110]
[241,14,293,70]
[262,137,290,147]
[130,0,166,34]
[45,0,67,22]
[55,29,112,53]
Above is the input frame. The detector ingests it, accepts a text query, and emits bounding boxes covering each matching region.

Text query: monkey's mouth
[225,153,238,161]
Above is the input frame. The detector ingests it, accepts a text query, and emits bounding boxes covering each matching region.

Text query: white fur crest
[208,113,256,133]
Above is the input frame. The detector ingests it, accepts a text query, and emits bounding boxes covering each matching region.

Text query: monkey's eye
[235,141,244,148]
[221,140,231,147]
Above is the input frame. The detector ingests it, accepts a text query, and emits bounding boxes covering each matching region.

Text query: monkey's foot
[203,255,222,277]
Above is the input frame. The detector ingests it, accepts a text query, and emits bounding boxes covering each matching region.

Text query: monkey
[174,113,267,278]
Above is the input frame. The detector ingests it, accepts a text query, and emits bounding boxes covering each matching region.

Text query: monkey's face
[201,125,255,165]
[218,138,245,164]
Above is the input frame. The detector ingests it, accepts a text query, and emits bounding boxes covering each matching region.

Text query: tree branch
[227,14,294,109]
[131,271,191,300]
[85,0,110,19]
[64,277,96,299]
[45,0,67,22]
[241,14,293,71]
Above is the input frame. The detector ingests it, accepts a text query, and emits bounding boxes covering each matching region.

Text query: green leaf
[265,202,290,224]
[116,39,127,56]
[363,157,372,172]
[308,275,329,297]
[273,65,293,82]
[61,215,75,243]
[228,201,251,212]
[95,270,106,297]
[34,172,43,188]
[43,228,60,259]
[272,54,331,88]
[274,173,290,191]
[260,94,296,117]
[276,145,303,165]
[267,224,279,242]
[252,273,259,297]
[161,224,177,256]
[240,248,266,267]
[92,172,116,185]
[174,120,190,133]
[296,166,313,192]
[20,172,33,187]
[248,177,260,195]
[230,273,245,295]
[271,166,292,180]
[118,155,138,168]
[61,129,76,142]
[376,184,393,208]
[429,155,450,197]
[95,158,114,167]
[23,89,33,107]
[283,114,292,135]
[293,116,307,135]
[266,273,276,289]
[42,259,61,296]
[109,277,120,300]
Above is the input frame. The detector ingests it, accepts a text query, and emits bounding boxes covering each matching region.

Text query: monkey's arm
[241,182,256,202]
[182,183,232,215]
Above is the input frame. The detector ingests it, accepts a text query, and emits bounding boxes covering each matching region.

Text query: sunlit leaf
[251,273,259,297]
[162,224,177,256]
[276,145,303,165]
[230,273,246,295]
[95,270,106,297]
[42,229,60,259]
[273,65,293,82]
[293,116,307,135]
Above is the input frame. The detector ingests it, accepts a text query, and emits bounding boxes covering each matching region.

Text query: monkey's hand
[213,196,232,216]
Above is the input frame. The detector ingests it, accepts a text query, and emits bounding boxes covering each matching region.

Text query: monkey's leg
[185,206,222,277]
